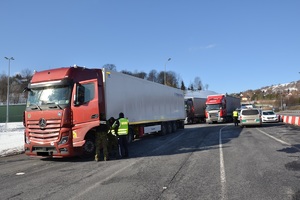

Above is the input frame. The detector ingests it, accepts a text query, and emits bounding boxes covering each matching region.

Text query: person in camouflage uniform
[95,126,108,161]
[107,117,120,159]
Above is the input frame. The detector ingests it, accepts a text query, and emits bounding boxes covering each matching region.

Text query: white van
[239,108,262,127]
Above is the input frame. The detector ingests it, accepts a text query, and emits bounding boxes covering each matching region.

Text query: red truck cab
[24,66,105,158]
[205,94,227,123]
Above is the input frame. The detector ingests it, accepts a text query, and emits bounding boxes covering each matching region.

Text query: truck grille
[27,119,61,142]
[209,113,218,118]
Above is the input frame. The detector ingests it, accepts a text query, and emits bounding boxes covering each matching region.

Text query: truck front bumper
[206,117,224,123]
[24,143,75,158]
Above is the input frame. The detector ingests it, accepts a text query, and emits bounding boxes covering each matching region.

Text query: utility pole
[164,58,171,85]
[4,57,14,131]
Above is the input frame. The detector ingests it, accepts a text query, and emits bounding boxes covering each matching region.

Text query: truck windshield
[26,85,72,109]
[206,104,222,111]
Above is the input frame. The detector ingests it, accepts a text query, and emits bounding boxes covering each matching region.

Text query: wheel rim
[83,138,95,157]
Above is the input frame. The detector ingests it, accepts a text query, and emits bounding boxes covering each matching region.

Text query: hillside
[261,80,300,93]
[233,80,300,111]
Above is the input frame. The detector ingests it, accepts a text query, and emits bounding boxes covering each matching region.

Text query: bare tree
[10,80,21,104]
[188,82,194,91]
[193,76,203,90]
[147,70,158,82]
[204,84,209,90]
[157,71,165,85]
[181,81,186,91]
[133,71,147,79]
[120,70,133,76]
[166,71,179,88]
[103,64,117,71]
[21,68,33,81]
[0,73,7,103]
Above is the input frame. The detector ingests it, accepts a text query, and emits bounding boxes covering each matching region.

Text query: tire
[159,123,167,136]
[179,121,185,129]
[172,121,177,132]
[167,122,172,134]
[82,133,96,158]
[127,128,135,143]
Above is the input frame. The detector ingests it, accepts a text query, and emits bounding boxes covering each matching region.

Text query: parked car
[261,110,278,123]
[239,108,262,127]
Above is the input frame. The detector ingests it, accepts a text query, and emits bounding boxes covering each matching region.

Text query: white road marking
[219,126,228,200]
[256,128,300,152]
[218,125,299,200]
[256,128,291,146]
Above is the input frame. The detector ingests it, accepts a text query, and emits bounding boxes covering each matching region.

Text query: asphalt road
[1,123,300,200]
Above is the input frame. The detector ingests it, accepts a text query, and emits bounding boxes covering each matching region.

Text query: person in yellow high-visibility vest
[112,112,129,158]
[233,109,239,126]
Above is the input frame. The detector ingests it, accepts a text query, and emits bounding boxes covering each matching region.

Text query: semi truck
[205,94,240,123]
[184,97,206,124]
[23,66,185,158]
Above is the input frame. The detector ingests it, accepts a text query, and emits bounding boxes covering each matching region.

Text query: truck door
[72,80,99,125]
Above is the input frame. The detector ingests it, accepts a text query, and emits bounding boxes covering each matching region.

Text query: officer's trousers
[118,135,129,158]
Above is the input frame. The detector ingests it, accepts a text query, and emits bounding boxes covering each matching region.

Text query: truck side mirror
[74,83,85,106]
[23,87,31,93]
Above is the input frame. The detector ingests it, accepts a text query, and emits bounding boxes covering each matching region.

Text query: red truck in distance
[205,94,240,123]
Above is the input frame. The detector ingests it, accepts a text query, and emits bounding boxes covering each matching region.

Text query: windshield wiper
[49,104,63,109]
[31,104,42,110]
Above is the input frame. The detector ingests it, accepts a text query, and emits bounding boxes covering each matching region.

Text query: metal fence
[0,104,26,123]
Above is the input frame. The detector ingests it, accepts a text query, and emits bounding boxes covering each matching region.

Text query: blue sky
[1,0,299,94]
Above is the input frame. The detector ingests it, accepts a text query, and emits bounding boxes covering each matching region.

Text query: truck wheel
[82,133,95,158]
[190,118,194,124]
[172,122,177,132]
[159,123,167,136]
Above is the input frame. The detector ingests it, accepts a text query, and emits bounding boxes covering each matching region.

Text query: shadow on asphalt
[34,123,241,162]
[28,122,300,163]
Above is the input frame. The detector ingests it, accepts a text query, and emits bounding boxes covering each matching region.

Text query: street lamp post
[164,58,171,85]
[4,57,14,131]
[281,92,284,111]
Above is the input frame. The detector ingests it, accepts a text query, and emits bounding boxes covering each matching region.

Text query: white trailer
[103,69,185,137]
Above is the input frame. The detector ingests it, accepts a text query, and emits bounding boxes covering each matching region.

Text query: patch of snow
[0,122,24,157]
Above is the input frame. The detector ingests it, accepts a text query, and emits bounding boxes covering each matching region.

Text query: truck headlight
[25,136,30,144]
[58,136,69,145]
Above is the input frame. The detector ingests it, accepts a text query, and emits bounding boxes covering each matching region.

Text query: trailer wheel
[82,133,95,158]
[167,122,172,134]
[159,123,167,136]
[127,128,135,144]
[172,122,177,132]
[178,121,184,129]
